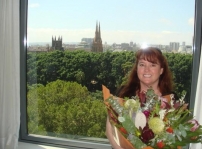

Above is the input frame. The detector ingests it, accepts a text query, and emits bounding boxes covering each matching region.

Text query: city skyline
[28,0,195,45]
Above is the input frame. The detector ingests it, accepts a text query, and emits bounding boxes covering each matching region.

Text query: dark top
[115,85,179,101]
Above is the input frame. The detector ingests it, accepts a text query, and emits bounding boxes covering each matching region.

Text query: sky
[28,0,195,45]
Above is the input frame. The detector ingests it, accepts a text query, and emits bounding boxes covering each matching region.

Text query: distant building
[27,45,49,52]
[121,43,130,49]
[81,38,93,45]
[182,41,186,46]
[156,44,164,50]
[178,45,193,54]
[52,36,63,50]
[75,41,91,52]
[169,42,179,52]
[91,22,103,52]
[130,41,134,47]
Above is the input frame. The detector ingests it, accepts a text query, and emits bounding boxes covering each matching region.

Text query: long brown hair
[118,47,174,98]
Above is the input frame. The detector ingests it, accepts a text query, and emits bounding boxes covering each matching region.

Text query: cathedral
[52,36,63,50]
[91,22,103,52]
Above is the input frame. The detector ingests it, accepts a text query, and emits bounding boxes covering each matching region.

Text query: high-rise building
[169,42,179,51]
[91,22,103,52]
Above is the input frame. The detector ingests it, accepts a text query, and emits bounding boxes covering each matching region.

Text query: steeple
[92,21,103,52]
[99,22,101,40]
[95,21,99,40]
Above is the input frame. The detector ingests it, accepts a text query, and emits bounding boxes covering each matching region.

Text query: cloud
[159,18,172,26]
[29,3,40,8]
[27,27,94,43]
[102,30,191,45]
[188,17,194,26]
[27,27,193,45]
[161,31,174,34]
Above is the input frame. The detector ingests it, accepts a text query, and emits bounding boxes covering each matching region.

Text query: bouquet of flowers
[102,85,202,149]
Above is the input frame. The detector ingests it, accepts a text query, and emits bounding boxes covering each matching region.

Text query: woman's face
[137,59,163,88]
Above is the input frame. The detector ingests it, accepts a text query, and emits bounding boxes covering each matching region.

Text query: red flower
[157,141,165,148]
[166,127,174,133]
[140,125,154,143]
[143,110,150,118]
[119,127,127,134]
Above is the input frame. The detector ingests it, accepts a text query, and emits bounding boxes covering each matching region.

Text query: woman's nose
[144,65,150,71]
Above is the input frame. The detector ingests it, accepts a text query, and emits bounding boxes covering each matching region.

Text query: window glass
[27,0,195,147]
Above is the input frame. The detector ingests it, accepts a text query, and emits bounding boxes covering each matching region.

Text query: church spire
[99,22,101,39]
[92,21,103,52]
[95,21,99,40]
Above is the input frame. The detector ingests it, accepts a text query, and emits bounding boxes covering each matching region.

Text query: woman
[106,47,177,149]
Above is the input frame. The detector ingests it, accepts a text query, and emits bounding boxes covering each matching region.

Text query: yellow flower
[135,129,141,137]
[148,117,165,135]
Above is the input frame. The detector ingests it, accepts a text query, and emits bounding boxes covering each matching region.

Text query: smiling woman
[19,0,202,149]
[117,47,174,99]
[106,47,181,149]
[137,58,164,94]
[136,48,164,94]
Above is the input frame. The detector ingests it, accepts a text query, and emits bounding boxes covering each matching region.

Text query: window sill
[17,142,69,149]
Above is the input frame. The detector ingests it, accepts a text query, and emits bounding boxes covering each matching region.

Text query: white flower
[170,99,174,107]
[159,109,167,120]
[168,108,175,113]
[134,112,147,129]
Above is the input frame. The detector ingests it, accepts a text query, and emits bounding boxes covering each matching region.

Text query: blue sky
[28,0,195,45]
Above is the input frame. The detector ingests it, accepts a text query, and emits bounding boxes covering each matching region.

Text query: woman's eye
[139,63,144,66]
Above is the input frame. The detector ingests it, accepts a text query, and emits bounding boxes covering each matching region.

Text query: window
[20,0,202,149]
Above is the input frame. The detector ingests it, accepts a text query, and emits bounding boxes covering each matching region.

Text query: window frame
[189,0,202,110]
[19,0,202,148]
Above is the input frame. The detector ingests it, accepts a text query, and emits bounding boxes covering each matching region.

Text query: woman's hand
[113,147,125,149]
[111,145,125,149]
[106,117,125,149]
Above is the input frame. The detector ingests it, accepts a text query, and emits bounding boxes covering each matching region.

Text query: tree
[164,53,192,100]
[27,80,107,138]
[27,51,193,99]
